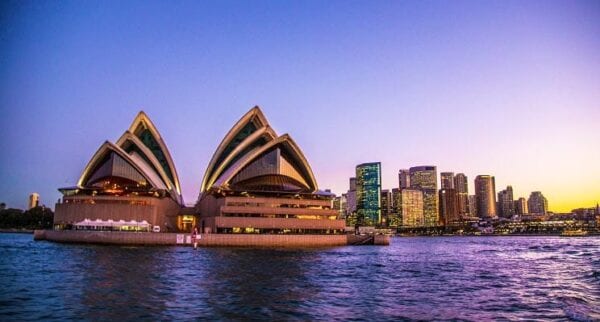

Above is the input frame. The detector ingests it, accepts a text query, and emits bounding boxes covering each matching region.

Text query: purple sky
[1,0,599,211]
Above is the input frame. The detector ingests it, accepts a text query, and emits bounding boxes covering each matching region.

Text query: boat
[560,229,588,237]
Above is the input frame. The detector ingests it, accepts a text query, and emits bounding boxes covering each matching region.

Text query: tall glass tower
[454,173,469,215]
[356,162,381,226]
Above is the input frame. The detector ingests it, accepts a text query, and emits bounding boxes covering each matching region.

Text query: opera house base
[33,230,389,247]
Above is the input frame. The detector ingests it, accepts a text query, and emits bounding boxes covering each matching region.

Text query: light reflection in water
[0,234,598,321]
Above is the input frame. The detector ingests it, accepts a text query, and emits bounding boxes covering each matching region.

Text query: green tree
[0,207,54,229]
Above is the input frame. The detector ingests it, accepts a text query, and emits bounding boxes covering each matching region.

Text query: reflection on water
[0,234,599,321]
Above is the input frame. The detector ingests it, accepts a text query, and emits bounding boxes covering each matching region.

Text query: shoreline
[3,229,596,238]
[394,233,600,237]
[0,229,34,234]
[33,230,390,247]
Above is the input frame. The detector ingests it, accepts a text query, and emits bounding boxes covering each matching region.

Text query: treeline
[0,206,54,229]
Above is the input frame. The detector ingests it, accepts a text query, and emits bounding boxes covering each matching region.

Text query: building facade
[356,162,382,226]
[28,193,40,210]
[398,169,410,189]
[439,188,459,226]
[388,188,401,228]
[409,166,439,227]
[468,195,478,218]
[332,195,346,220]
[345,177,357,225]
[380,189,392,227]
[440,172,454,189]
[528,191,548,215]
[497,186,514,218]
[474,175,497,219]
[400,189,424,227]
[514,197,528,215]
[454,173,469,215]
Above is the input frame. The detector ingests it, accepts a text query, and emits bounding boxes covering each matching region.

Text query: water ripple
[0,234,599,320]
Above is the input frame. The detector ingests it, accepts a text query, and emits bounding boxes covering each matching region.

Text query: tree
[0,207,54,229]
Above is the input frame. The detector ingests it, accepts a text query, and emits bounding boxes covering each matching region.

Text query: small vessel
[560,229,588,237]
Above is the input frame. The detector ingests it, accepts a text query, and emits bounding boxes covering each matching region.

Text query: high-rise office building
[440,172,454,189]
[346,177,357,212]
[400,189,424,227]
[514,197,528,215]
[389,188,401,227]
[380,189,392,226]
[454,173,469,215]
[356,162,382,226]
[332,196,341,213]
[345,177,357,226]
[497,186,514,218]
[28,193,40,210]
[474,175,497,219]
[398,169,410,189]
[409,166,438,226]
[349,177,357,191]
[528,191,548,215]
[341,193,348,218]
[332,194,347,219]
[468,195,478,217]
[439,188,459,226]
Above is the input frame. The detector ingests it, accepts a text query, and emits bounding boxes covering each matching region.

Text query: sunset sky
[1,1,598,212]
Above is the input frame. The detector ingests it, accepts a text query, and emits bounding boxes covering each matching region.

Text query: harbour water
[1,233,599,321]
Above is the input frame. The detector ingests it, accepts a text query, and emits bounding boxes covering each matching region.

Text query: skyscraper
[389,188,401,227]
[380,189,392,226]
[440,172,454,189]
[514,197,528,215]
[28,193,39,210]
[346,177,357,212]
[356,162,382,226]
[398,169,410,189]
[439,188,459,226]
[454,173,469,215]
[349,177,357,191]
[528,191,548,215]
[497,186,514,218]
[400,189,424,228]
[345,177,357,226]
[468,195,478,217]
[474,175,497,219]
[409,166,438,227]
[332,194,347,219]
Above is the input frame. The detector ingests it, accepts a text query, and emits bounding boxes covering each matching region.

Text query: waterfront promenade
[33,230,389,247]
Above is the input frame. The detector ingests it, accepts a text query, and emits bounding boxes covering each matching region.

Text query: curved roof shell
[75,111,183,204]
[201,106,318,194]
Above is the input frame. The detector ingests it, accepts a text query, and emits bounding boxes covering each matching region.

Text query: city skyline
[1,1,599,212]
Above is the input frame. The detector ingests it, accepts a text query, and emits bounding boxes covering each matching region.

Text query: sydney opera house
[53,106,345,236]
[197,107,344,234]
[54,112,189,232]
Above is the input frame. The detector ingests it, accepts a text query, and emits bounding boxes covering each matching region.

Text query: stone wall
[34,230,354,247]
[54,195,181,231]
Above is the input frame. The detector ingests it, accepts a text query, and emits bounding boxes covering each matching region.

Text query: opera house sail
[54,112,187,232]
[197,106,345,234]
[51,106,346,241]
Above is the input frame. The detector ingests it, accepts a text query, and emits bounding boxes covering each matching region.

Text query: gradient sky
[1,0,598,212]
